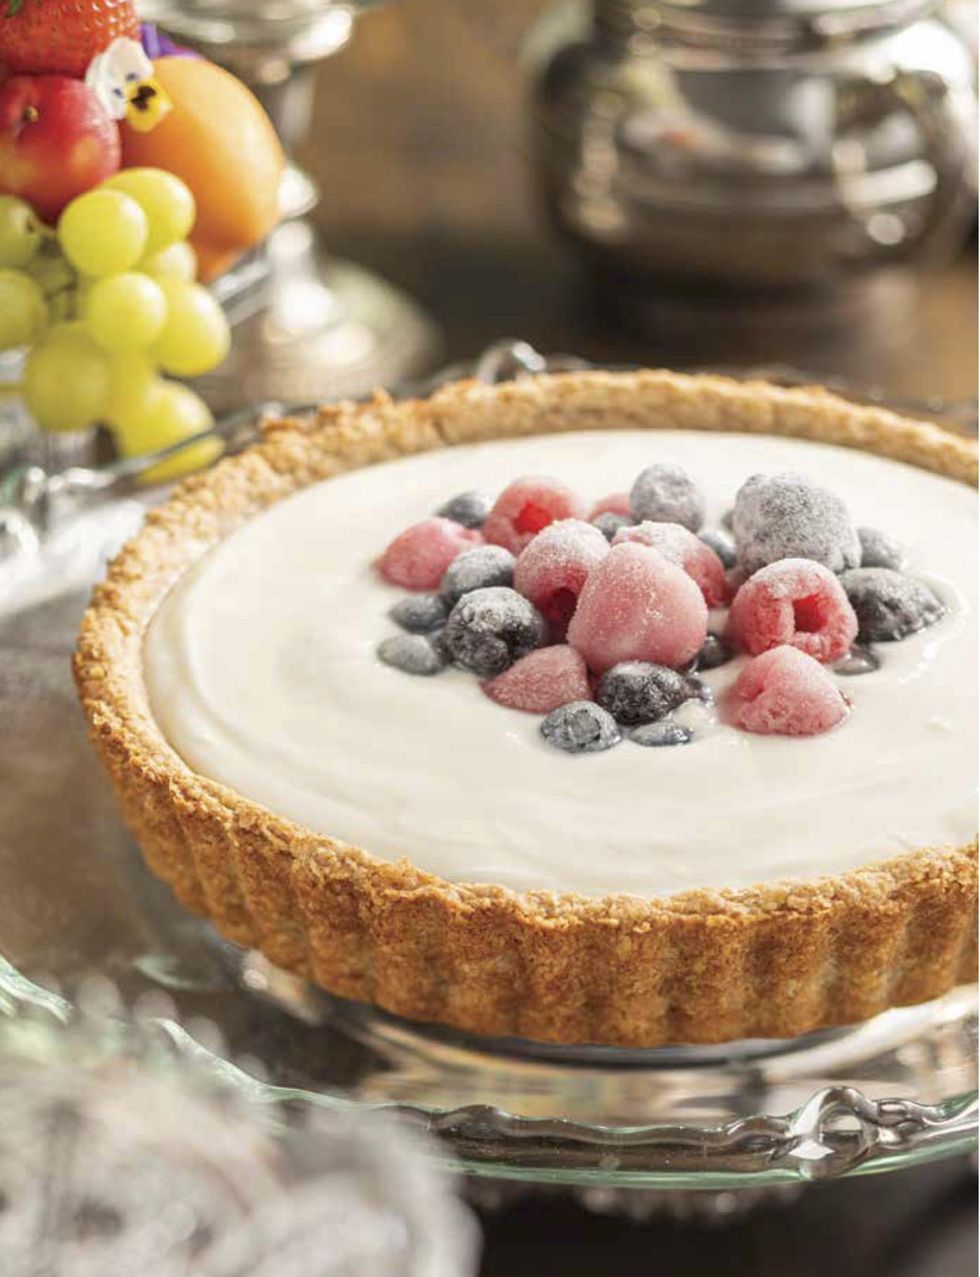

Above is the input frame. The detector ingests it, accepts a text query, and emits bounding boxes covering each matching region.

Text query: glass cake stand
[0,345,975,1206]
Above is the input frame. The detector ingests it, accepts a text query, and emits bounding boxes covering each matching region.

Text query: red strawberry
[0,0,140,79]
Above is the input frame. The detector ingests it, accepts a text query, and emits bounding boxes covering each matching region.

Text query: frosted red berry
[482,645,591,714]
[726,558,858,663]
[378,517,482,591]
[726,645,849,736]
[567,541,708,674]
[613,521,726,608]
[483,476,586,554]
[513,519,609,637]
[589,492,632,520]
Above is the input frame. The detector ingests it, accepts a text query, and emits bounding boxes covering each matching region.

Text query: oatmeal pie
[74,370,978,1047]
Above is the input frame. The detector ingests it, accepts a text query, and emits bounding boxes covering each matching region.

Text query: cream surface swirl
[144,430,977,899]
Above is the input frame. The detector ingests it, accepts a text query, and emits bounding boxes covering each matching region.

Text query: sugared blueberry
[378,517,482,591]
[437,490,492,529]
[596,661,695,726]
[513,519,609,637]
[483,476,586,555]
[699,528,737,570]
[630,721,692,748]
[482,645,591,714]
[839,568,944,642]
[567,542,708,674]
[389,592,448,633]
[440,544,516,605]
[377,633,447,676]
[540,701,621,754]
[857,526,907,572]
[629,463,706,532]
[732,473,861,575]
[834,644,881,676]
[692,633,733,671]
[592,511,635,542]
[726,558,858,663]
[443,586,547,677]
[613,521,726,607]
[726,645,849,736]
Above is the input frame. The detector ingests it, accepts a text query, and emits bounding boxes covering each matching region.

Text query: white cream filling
[144,430,977,899]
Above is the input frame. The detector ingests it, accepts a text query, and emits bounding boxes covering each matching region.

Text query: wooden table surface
[0,4,970,1270]
[302,4,978,1272]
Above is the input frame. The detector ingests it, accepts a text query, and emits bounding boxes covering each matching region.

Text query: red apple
[0,76,120,224]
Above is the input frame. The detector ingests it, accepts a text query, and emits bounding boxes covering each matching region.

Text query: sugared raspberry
[514,519,609,637]
[726,558,858,663]
[613,521,726,607]
[482,645,591,714]
[483,477,586,554]
[567,542,708,674]
[378,518,482,591]
[726,645,849,736]
[589,492,632,520]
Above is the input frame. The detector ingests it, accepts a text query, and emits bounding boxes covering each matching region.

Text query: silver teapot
[525,0,976,289]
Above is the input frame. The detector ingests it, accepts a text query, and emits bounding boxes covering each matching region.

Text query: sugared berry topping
[834,644,881,676]
[443,586,547,677]
[389,592,448,633]
[540,701,621,754]
[589,492,633,520]
[379,517,482,591]
[513,519,609,637]
[568,542,708,674]
[732,473,861,575]
[596,660,696,726]
[437,490,492,529]
[592,512,635,542]
[440,544,516,605]
[629,463,706,532]
[482,645,591,714]
[631,721,692,748]
[692,633,733,671]
[613,521,726,607]
[699,528,737,570]
[377,633,447,676]
[726,558,858,663]
[726,645,848,736]
[857,526,907,572]
[839,568,944,642]
[483,476,586,554]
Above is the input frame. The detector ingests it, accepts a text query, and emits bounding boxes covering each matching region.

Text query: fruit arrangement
[374,466,947,750]
[0,3,283,464]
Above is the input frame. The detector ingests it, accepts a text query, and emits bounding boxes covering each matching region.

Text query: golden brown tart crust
[74,371,979,1047]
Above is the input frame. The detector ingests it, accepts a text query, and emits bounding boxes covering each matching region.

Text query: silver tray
[0,345,976,1190]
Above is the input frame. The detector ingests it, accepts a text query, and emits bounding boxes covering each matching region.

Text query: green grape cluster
[0,169,230,480]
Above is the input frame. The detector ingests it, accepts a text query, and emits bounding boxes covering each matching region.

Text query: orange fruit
[120,57,282,269]
[189,234,244,284]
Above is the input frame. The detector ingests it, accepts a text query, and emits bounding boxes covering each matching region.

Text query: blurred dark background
[302,0,978,400]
